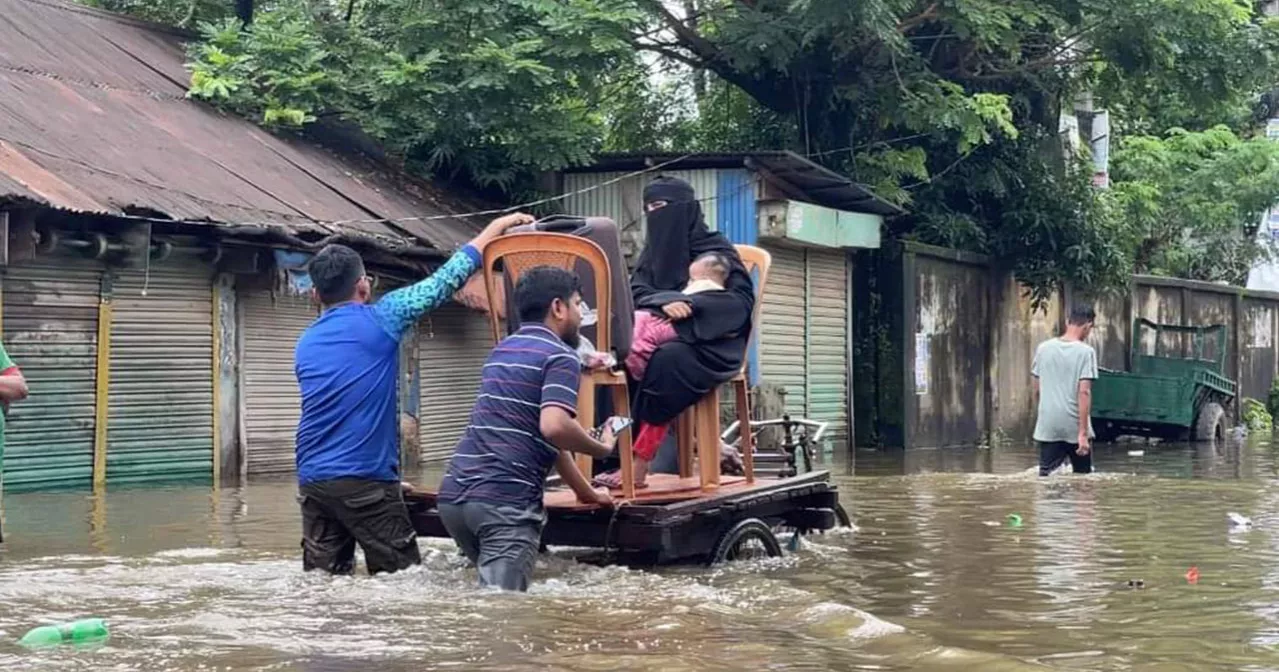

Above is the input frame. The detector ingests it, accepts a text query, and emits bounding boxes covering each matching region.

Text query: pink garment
[625,310,678,381]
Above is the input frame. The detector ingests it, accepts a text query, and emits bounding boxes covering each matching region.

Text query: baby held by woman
[624,252,730,381]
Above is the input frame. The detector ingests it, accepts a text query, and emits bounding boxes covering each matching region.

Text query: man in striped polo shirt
[438,266,618,591]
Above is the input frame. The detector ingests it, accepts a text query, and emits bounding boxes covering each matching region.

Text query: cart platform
[405,470,846,565]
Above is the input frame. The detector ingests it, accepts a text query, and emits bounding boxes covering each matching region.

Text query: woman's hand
[661,301,693,321]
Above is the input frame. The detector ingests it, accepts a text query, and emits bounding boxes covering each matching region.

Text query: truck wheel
[1194,402,1226,442]
[1094,422,1120,444]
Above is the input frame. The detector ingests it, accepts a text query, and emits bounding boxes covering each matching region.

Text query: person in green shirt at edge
[0,340,29,542]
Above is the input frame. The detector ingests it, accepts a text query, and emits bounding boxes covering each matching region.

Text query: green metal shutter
[107,266,215,485]
[418,303,492,463]
[2,260,102,491]
[805,249,849,443]
[759,245,807,418]
[241,289,316,476]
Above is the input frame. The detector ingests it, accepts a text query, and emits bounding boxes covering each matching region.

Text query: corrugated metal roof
[566,151,905,218]
[0,0,486,250]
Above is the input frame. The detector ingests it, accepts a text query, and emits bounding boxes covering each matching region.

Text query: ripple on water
[5,442,1279,670]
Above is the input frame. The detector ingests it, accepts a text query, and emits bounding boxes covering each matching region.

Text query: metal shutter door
[107,266,215,484]
[759,245,807,418]
[2,261,102,491]
[241,289,316,476]
[805,249,849,443]
[419,303,492,463]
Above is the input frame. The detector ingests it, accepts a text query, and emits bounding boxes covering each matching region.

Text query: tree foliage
[1107,126,1279,283]
[187,0,642,192]
[627,0,1279,299]
[86,0,1279,298]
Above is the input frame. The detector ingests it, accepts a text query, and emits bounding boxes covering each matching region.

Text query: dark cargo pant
[298,478,421,575]
[1038,441,1093,476]
[438,500,544,592]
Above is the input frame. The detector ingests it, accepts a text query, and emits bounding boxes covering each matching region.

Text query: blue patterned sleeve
[372,245,481,338]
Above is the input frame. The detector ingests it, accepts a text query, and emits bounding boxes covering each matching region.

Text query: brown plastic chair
[678,244,771,490]
[480,233,637,500]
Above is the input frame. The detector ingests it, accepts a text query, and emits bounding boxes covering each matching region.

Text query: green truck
[1091,319,1236,443]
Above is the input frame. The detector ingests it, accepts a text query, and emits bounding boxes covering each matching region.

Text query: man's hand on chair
[473,212,535,248]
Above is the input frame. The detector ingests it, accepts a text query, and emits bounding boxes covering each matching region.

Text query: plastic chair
[480,233,638,500]
[677,245,771,490]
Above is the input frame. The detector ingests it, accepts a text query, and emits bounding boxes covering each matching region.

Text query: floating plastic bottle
[1006,513,1023,528]
[18,619,109,649]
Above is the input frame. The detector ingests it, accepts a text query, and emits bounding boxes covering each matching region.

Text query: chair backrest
[481,232,613,351]
[734,244,771,350]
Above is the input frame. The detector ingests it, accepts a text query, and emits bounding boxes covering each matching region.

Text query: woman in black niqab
[596,176,755,488]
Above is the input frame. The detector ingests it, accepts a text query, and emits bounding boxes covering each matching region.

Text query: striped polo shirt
[438,323,581,509]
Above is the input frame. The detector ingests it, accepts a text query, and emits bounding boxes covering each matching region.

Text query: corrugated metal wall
[759,246,807,418]
[2,260,102,491]
[661,170,719,231]
[717,168,762,385]
[717,169,758,243]
[561,168,722,256]
[107,266,215,484]
[418,303,492,463]
[806,249,849,442]
[241,289,316,476]
[562,171,643,231]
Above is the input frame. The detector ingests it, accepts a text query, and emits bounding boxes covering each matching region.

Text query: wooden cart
[406,222,850,564]
[406,471,847,565]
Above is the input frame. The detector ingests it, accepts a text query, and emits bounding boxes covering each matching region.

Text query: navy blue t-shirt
[438,324,581,509]
[294,246,480,485]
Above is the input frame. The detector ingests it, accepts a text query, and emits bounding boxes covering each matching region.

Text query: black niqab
[628,177,756,425]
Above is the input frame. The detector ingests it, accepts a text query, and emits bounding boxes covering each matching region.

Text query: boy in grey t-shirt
[1032,305,1099,476]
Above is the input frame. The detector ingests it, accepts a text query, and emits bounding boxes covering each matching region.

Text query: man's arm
[538,354,614,458]
[371,213,533,337]
[1077,379,1093,446]
[540,405,614,458]
[0,342,26,403]
[1077,347,1099,450]
[554,450,610,505]
[0,370,28,403]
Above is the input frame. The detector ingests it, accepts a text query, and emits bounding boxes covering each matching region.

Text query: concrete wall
[989,274,1064,441]
[906,246,991,448]
[862,243,1279,448]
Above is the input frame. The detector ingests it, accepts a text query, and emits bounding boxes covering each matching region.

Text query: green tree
[187,0,644,193]
[627,0,1279,299]
[1106,126,1279,283]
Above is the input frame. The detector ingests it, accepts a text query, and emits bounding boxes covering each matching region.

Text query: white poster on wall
[915,332,930,396]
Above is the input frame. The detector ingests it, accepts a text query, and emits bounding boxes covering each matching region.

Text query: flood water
[2,440,1279,670]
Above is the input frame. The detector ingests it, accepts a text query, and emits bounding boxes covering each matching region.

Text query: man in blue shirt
[294,212,531,575]
[438,266,618,591]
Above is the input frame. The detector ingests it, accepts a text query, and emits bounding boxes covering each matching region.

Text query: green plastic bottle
[18,619,109,649]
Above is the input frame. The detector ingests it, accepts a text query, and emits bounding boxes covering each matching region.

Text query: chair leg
[678,409,694,478]
[696,393,720,491]
[575,376,596,478]
[734,380,754,484]
[611,385,635,501]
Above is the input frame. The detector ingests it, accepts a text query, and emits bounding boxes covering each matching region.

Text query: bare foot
[594,459,650,489]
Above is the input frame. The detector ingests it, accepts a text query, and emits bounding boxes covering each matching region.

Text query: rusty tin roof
[0,0,486,250]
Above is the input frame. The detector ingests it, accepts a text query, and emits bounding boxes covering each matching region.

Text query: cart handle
[722,417,829,445]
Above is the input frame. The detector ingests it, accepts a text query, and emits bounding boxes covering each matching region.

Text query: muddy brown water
[2,440,1279,670]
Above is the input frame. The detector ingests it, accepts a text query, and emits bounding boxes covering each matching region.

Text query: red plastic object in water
[1186,566,1200,584]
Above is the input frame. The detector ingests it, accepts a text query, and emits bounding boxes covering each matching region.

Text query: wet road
[2,440,1279,670]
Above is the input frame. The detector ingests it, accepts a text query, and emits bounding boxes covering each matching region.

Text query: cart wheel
[1194,401,1226,442]
[834,503,852,528]
[709,518,783,564]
